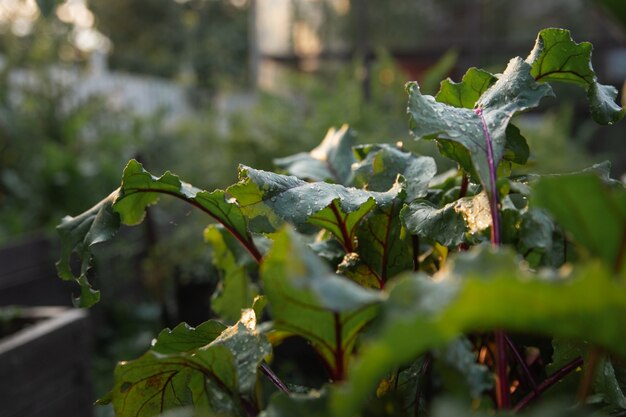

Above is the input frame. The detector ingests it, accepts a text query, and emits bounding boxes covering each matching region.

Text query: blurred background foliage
[0,0,624,244]
[0,0,624,410]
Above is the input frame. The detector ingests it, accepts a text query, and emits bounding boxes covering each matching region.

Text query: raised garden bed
[0,235,74,307]
[0,306,93,417]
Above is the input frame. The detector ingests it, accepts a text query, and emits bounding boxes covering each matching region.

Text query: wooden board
[0,236,75,307]
[0,307,93,417]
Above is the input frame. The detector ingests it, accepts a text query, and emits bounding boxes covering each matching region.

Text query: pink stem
[475,107,509,408]
[513,356,583,413]
[474,108,501,246]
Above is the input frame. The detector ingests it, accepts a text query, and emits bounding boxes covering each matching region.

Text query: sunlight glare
[0,0,39,35]
[56,0,94,28]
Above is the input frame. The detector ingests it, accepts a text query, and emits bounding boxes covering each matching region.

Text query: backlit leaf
[56,190,119,307]
[435,67,496,109]
[152,321,227,355]
[352,144,436,202]
[204,225,259,323]
[57,160,261,306]
[352,200,413,287]
[401,192,492,247]
[274,125,356,185]
[333,247,626,416]
[114,161,257,258]
[526,28,625,124]
[261,228,383,380]
[229,166,402,242]
[110,311,269,417]
[549,338,626,411]
[532,174,626,272]
[407,57,553,196]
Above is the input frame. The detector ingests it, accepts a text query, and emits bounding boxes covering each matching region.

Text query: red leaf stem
[513,356,583,413]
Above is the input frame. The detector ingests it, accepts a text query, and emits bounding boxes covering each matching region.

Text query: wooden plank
[0,237,53,288]
[0,307,93,417]
[0,236,75,306]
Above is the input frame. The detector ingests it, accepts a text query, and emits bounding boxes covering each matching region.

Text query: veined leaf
[407,57,553,196]
[56,160,261,306]
[152,321,228,355]
[56,190,119,307]
[435,67,530,167]
[109,311,269,417]
[435,67,496,109]
[549,338,626,412]
[205,225,259,323]
[517,208,555,258]
[342,145,434,286]
[526,28,625,125]
[401,192,492,247]
[114,160,258,258]
[349,200,413,287]
[352,144,436,202]
[274,125,356,185]
[503,124,530,166]
[229,166,402,246]
[261,228,383,380]
[433,337,493,399]
[333,247,626,416]
[532,174,626,273]
[308,199,377,252]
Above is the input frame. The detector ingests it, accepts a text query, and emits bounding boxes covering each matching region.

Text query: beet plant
[58,28,626,417]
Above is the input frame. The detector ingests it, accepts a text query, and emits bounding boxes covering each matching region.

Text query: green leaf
[597,358,626,411]
[503,124,530,165]
[433,338,493,399]
[110,311,269,417]
[115,161,257,258]
[333,247,626,416]
[261,228,383,380]
[229,166,402,239]
[56,160,262,306]
[338,145,434,280]
[407,57,553,195]
[401,192,492,247]
[549,338,626,411]
[273,125,356,185]
[532,174,626,272]
[205,225,259,323]
[526,28,625,125]
[435,67,496,109]
[436,68,529,167]
[112,349,237,417]
[308,199,377,252]
[517,208,555,256]
[56,190,119,307]
[354,200,413,286]
[352,144,436,202]
[152,321,228,355]
[392,356,429,415]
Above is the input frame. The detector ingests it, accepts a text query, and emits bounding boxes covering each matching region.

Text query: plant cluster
[58,29,625,417]
[0,18,155,242]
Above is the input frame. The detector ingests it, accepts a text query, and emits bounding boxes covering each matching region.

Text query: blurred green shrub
[0,21,151,243]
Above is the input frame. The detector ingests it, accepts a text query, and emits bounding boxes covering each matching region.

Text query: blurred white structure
[0,52,193,123]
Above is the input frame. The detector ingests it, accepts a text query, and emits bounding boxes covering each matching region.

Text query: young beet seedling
[58,28,625,417]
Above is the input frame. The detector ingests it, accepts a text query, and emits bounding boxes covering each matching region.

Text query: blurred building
[253,0,626,89]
